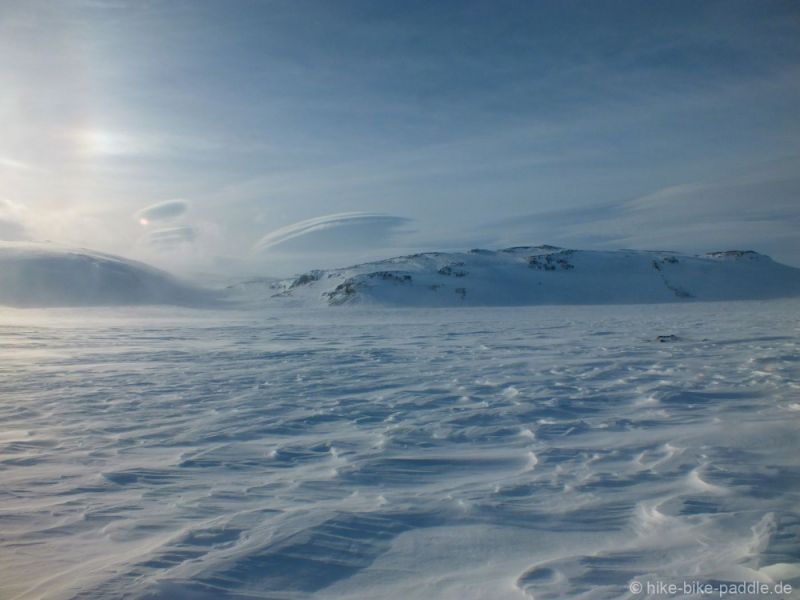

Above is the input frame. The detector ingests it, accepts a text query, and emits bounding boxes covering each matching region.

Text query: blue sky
[1,0,799,276]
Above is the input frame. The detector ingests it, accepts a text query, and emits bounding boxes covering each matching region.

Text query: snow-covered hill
[0,242,216,307]
[6,242,798,309]
[243,246,800,307]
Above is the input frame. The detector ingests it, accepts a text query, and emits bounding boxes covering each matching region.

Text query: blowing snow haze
[1,0,800,277]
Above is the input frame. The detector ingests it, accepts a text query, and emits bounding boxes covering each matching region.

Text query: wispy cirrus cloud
[143,226,197,248]
[0,157,38,172]
[477,158,800,265]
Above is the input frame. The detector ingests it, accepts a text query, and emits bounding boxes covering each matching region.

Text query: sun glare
[74,129,137,157]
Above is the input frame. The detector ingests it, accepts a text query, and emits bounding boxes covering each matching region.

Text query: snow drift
[0,242,216,308]
[3,303,799,598]
[247,246,800,307]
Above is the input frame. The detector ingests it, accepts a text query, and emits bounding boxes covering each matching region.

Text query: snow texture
[1,302,799,599]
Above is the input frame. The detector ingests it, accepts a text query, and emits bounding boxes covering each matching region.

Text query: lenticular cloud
[253,212,410,253]
[144,226,197,247]
[136,199,189,224]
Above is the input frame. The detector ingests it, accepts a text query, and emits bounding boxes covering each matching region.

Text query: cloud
[0,157,37,171]
[143,226,197,248]
[0,199,30,241]
[136,200,189,224]
[253,212,412,253]
[477,158,800,266]
[0,219,28,241]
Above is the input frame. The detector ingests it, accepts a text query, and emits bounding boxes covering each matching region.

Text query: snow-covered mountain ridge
[244,246,800,307]
[4,242,799,308]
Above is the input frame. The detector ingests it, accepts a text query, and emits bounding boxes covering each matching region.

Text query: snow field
[0,302,798,599]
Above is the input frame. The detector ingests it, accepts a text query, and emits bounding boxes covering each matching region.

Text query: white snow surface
[0,242,216,308]
[1,301,799,599]
[249,246,800,307]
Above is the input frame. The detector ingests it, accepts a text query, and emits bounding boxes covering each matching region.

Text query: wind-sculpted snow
[0,242,217,307]
[1,302,799,599]
[250,246,800,307]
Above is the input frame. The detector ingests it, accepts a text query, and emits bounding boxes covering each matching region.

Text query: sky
[1,0,799,279]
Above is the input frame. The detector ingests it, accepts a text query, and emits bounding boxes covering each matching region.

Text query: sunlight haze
[2,0,799,278]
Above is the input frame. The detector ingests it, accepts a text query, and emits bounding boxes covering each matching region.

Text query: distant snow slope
[242,246,800,307]
[0,242,215,307]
